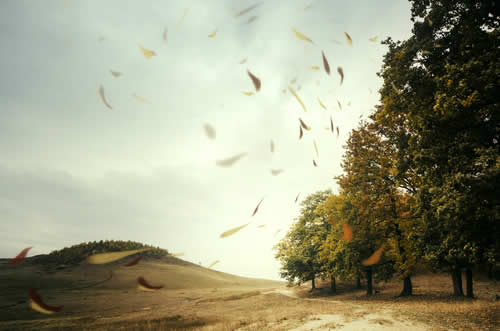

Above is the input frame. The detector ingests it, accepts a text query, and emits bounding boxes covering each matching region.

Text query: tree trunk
[330,276,336,294]
[356,275,361,289]
[398,276,413,297]
[366,267,373,296]
[451,267,464,296]
[311,276,316,290]
[466,268,473,298]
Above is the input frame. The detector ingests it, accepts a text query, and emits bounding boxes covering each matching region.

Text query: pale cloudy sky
[0,0,413,280]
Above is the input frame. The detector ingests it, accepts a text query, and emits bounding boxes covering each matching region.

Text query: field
[0,257,499,330]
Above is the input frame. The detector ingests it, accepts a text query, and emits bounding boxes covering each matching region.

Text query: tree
[375,0,500,296]
[274,190,333,290]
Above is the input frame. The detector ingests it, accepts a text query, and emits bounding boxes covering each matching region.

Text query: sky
[0,0,414,281]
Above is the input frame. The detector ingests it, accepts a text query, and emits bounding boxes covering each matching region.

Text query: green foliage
[35,240,170,265]
[274,190,332,285]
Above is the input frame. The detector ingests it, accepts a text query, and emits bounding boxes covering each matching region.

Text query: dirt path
[261,288,438,331]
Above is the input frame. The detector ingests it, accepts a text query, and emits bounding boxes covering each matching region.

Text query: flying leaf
[391,82,402,95]
[98,85,112,109]
[139,44,156,59]
[110,70,122,78]
[216,153,247,167]
[368,35,378,42]
[362,244,386,266]
[313,159,318,167]
[336,126,339,137]
[270,140,275,153]
[247,70,261,92]
[208,260,220,268]
[220,223,249,238]
[295,193,300,203]
[292,28,313,44]
[257,224,266,228]
[29,289,62,314]
[337,100,342,110]
[162,28,168,44]
[203,123,216,140]
[298,118,311,131]
[177,8,189,28]
[271,169,284,176]
[87,248,150,264]
[123,256,143,267]
[246,16,258,24]
[242,91,254,96]
[239,58,247,64]
[344,32,352,46]
[208,30,217,38]
[340,223,353,241]
[252,198,264,216]
[137,276,163,291]
[289,86,307,112]
[309,66,320,70]
[330,116,334,132]
[299,125,303,139]
[337,67,344,85]
[234,2,262,18]
[313,140,319,157]
[318,97,327,110]
[133,94,151,104]
[9,247,32,265]
[322,51,330,75]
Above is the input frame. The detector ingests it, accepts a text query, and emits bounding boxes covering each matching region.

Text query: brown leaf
[337,67,344,85]
[28,289,63,314]
[298,118,311,130]
[98,85,112,109]
[9,247,32,265]
[252,198,264,216]
[330,116,334,132]
[234,2,263,18]
[322,51,330,75]
[216,153,247,167]
[246,16,258,24]
[295,193,300,203]
[110,70,122,78]
[203,123,216,140]
[336,126,339,137]
[123,255,143,267]
[247,70,261,92]
[137,276,163,291]
[271,169,284,176]
[313,159,318,167]
[299,125,303,139]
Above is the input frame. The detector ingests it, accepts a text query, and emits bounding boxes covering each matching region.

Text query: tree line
[275,0,499,298]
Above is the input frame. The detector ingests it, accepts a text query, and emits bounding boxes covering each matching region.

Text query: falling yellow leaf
[133,94,151,104]
[368,36,378,42]
[289,86,307,112]
[98,85,112,109]
[309,66,320,70]
[86,248,150,265]
[271,169,284,176]
[270,140,275,153]
[299,118,311,131]
[220,223,249,238]
[208,30,217,38]
[216,153,247,167]
[313,140,319,157]
[177,8,189,28]
[242,91,254,96]
[208,260,220,268]
[292,27,313,43]
[257,224,266,228]
[337,100,342,110]
[139,44,156,59]
[282,89,286,94]
[318,97,327,110]
[362,244,386,266]
[344,32,352,46]
[203,123,216,139]
[29,289,62,314]
[137,276,163,291]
